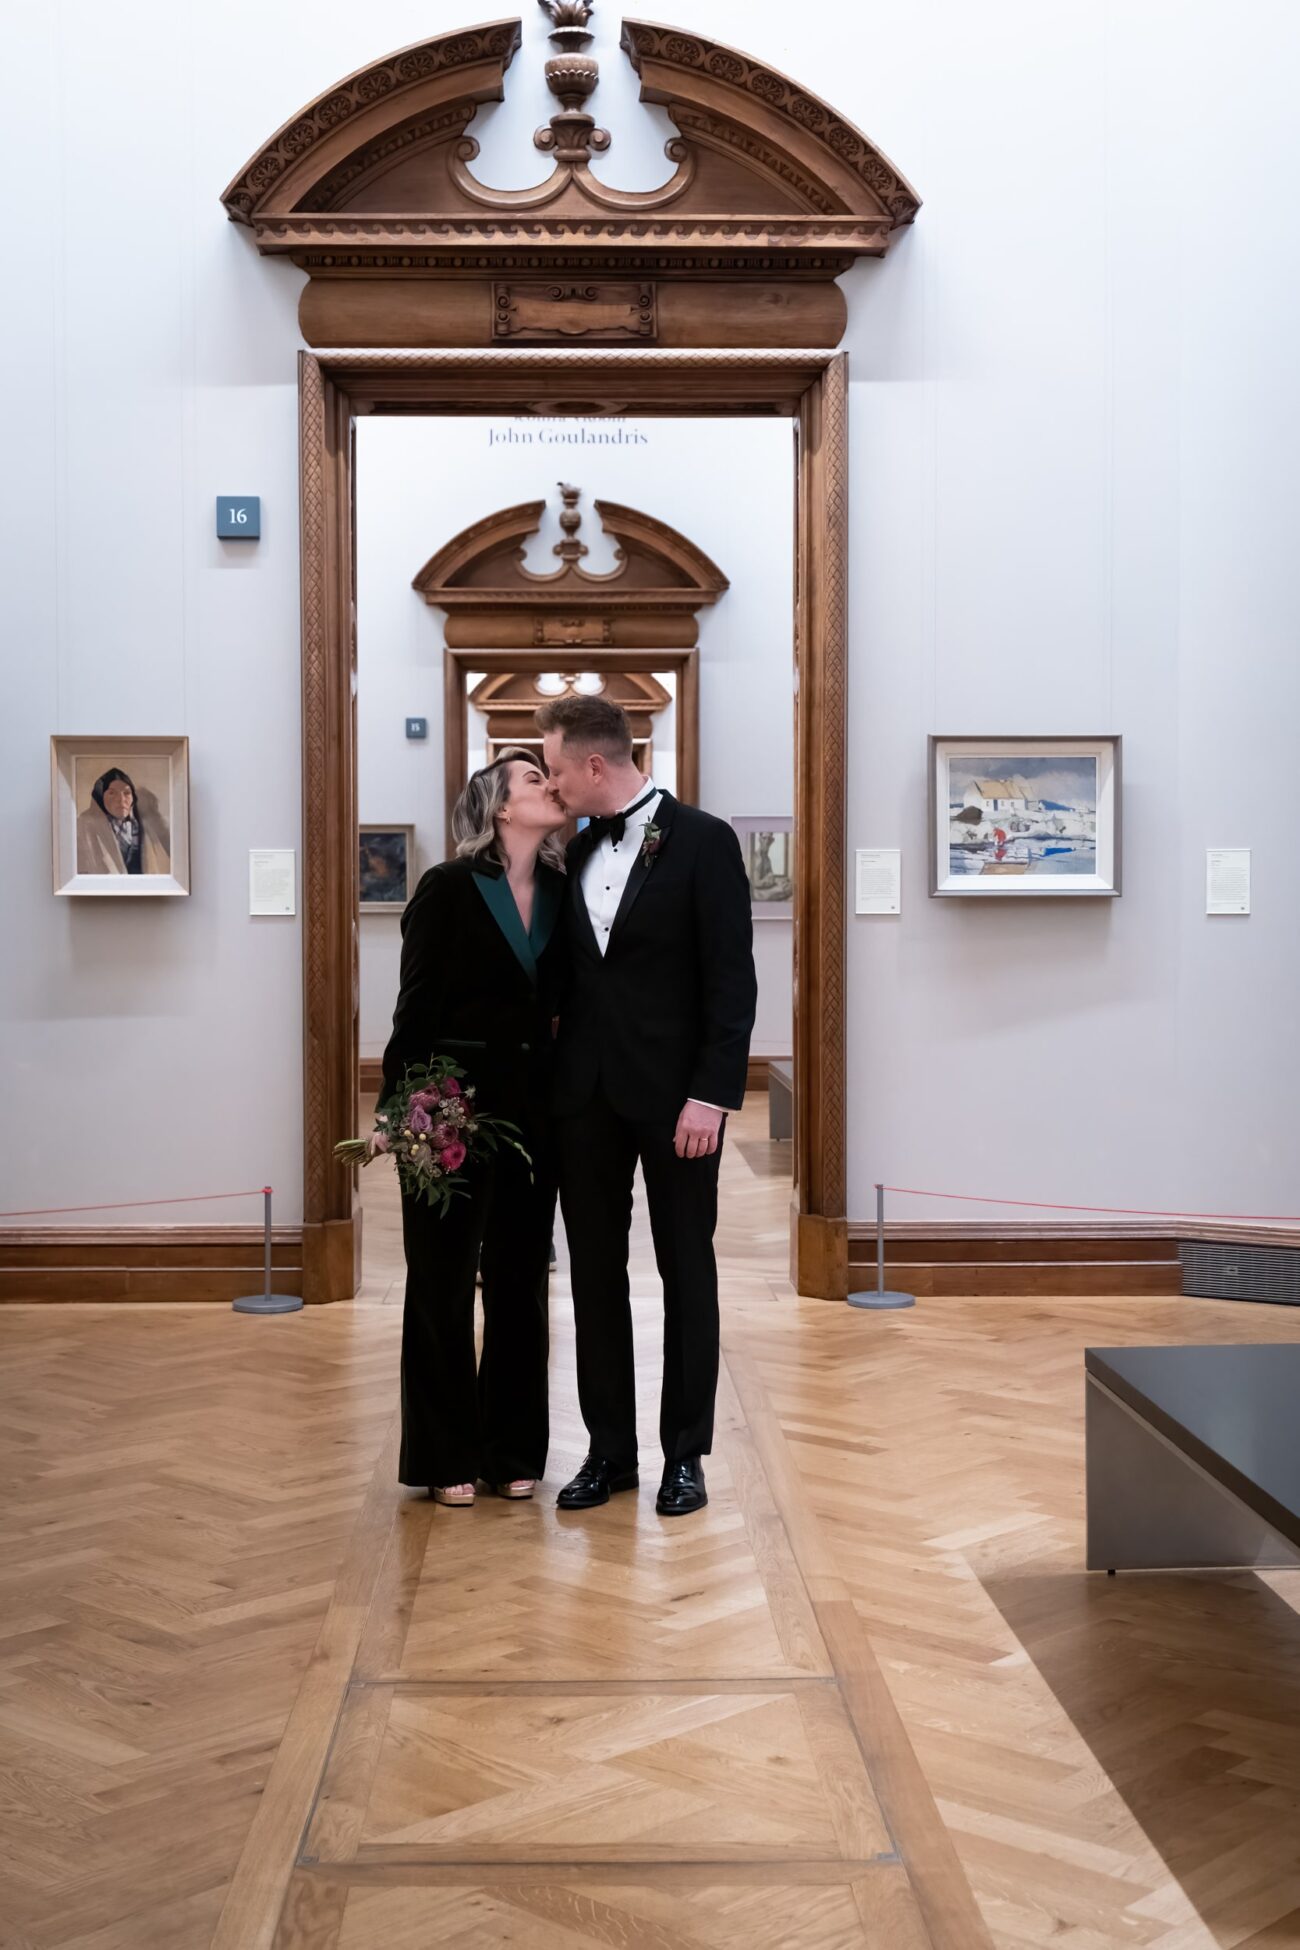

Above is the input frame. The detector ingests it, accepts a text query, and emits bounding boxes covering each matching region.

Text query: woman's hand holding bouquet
[335,1056,531,1215]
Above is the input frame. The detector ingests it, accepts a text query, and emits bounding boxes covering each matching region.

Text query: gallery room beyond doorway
[298,350,849,1304]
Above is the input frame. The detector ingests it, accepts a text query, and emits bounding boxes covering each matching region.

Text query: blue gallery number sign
[217,496,261,539]
[406,718,429,740]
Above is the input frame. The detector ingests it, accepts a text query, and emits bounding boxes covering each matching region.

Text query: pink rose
[443,1140,467,1172]
[442,1078,462,1098]
[408,1106,433,1134]
[432,1122,453,1147]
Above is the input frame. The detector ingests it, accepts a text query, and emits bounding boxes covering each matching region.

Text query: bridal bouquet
[334,1056,531,1215]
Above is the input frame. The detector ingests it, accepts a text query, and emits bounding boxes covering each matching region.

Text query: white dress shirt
[580,780,662,956]
[580,781,724,1116]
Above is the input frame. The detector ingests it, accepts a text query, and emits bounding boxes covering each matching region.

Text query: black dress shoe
[556,1454,639,1509]
[656,1457,707,1517]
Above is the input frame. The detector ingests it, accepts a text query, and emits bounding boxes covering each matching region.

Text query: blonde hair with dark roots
[451,748,566,871]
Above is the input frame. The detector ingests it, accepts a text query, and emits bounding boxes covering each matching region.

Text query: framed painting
[51,735,190,896]
[929,736,1122,897]
[732,816,794,918]
[359,824,415,911]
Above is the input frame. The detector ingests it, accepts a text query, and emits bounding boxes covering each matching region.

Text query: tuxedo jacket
[554,793,758,1123]
[380,854,567,1127]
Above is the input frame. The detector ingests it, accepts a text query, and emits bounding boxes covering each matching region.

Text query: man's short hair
[534,695,633,761]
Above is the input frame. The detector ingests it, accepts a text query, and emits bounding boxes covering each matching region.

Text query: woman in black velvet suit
[380,750,568,1505]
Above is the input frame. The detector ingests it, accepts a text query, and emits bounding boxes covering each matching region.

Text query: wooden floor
[3,1098,1300,1948]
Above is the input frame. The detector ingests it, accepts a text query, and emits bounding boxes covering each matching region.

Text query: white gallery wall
[356,417,794,1063]
[2,0,1298,1231]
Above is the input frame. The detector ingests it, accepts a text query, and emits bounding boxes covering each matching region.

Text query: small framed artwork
[51,735,191,897]
[929,737,1121,897]
[732,816,794,918]
[360,824,415,911]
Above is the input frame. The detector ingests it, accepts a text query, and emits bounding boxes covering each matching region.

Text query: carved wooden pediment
[220,9,919,347]
[413,483,728,646]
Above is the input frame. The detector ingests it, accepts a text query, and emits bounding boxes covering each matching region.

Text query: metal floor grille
[1180,1240,1300,1307]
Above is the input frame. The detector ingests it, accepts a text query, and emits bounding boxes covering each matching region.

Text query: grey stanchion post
[846,1182,916,1310]
[233,1187,304,1315]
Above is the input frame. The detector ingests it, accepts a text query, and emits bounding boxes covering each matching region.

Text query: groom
[537,696,757,1517]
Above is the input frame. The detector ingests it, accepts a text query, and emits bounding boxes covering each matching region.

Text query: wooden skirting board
[0,1227,304,1303]
[1,1223,1290,1303]
[845,1221,1300,1298]
[848,1222,1179,1301]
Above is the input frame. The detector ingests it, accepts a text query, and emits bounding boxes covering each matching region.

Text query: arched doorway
[410,482,727,846]
[221,14,919,1297]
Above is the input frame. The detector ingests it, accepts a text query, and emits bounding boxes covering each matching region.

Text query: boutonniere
[640,821,665,868]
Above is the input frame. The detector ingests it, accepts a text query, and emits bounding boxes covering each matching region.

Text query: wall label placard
[855,848,901,915]
[405,717,428,740]
[1206,847,1250,915]
[217,496,261,539]
[249,848,295,916]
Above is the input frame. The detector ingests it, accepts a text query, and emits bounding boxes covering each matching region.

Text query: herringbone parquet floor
[2,1099,1300,1949]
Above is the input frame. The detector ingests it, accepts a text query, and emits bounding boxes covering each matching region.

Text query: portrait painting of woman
[76,767,172,876]
[51,736,190,896]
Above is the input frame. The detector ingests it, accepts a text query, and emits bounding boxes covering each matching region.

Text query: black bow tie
[587,790,656,847]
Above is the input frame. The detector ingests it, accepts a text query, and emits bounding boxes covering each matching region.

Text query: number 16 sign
[216,496,261,539]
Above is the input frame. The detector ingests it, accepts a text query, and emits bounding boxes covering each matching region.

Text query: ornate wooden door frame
[299,349,848,1302]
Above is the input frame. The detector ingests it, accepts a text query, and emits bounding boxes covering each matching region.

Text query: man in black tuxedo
[538,696,757,1517]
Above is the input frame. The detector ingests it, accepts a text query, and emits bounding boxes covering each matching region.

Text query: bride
[379,750,568,1506]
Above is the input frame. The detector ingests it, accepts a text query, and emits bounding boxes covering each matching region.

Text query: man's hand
[674,1100,724,1161]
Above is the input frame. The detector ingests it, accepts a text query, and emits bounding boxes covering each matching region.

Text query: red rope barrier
[0,1188,273,1220]
[881,1185,1300,1226]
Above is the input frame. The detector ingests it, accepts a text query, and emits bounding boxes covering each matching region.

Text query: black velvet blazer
[554,792,757,1123]
[380,854,567,1126]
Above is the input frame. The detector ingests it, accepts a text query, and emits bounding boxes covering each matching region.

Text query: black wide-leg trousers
[556,1092,723,1470]
[398,1135,555,1488]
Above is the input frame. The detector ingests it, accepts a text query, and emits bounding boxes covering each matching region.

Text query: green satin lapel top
[472,866,561,985]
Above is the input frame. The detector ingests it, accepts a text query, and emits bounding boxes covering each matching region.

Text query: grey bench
[1086,1344,1300,1573]
[767,1059,793,1141]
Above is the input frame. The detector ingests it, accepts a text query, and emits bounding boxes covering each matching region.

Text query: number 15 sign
[216,496,260,539]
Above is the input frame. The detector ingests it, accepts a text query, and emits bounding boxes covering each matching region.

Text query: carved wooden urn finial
[553,483,589,564]
[536,0,609,162]
[538,0,595,44]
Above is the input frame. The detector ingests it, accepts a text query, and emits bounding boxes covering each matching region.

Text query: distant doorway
[446,652,696,853]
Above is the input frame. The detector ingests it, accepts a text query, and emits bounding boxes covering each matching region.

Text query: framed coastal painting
[732,816,794,918]
[51,735,191,896]
[359,824,415,910]
[929,737,1122,898]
